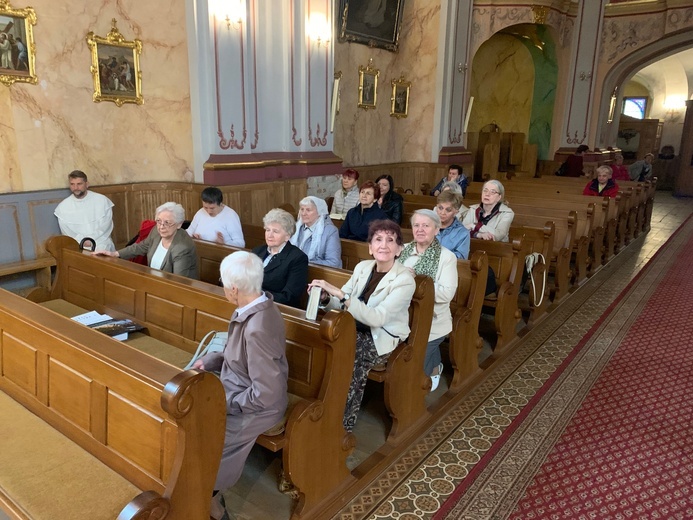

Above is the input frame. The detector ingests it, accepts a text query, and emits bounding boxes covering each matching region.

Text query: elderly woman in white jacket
[462,180,514,242]
[309,219,415,432]
[399,209,458,392]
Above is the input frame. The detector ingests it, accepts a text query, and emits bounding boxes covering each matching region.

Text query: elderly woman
[290,196,342,268]
[192,251,288,520]
[330,168,361,218]
[399,210,458,392]
[339,181,388,242]
[187,187,245,247]
[439,181,469,221]
[435,191,470,260]
[375,174,404,224]
[94,201,198,279]
[310,220,415,432]
[252,208,309,308]
[610,153,630,181]
[462,180,514,242]
[584,165,620,198]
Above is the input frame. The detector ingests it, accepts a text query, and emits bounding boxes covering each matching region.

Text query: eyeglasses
[155,219,177,228]
[482,189,500,195]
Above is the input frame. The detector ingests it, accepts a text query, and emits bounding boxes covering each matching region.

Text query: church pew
[32,236,356,520]
[193,239,437,445]
[194,239,488,395]
[0,288,226,520]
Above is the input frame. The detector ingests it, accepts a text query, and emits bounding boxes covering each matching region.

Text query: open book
[72,311,143,341]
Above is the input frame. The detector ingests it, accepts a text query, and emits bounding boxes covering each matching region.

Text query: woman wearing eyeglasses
[93,201,199,279]
[462,180,514,242]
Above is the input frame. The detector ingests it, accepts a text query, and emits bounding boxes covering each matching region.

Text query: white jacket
[327,260,416,356]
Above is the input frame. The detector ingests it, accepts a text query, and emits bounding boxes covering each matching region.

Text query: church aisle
[333,193,693,520]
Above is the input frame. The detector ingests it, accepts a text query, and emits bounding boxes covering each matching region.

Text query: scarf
[290,196,329,261]
[471,202,501,238]
[398,238,442,279]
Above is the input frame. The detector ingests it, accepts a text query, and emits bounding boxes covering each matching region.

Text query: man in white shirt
[54,170,115,251]
[186,187,245,247]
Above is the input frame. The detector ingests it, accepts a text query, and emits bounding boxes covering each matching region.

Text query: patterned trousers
[343,331,390,432]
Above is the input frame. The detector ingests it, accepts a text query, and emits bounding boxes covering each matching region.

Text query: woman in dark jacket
[252,208,309,308]
[339,181,388,242]
[375,174,404,224]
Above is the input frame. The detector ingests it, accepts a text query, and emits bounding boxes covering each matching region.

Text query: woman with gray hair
[94,201,199,279]
[193,251,288,520]
[462,180,514,242]
[398,209,458,392]
[290,196,342,268]
[252,208,309,308]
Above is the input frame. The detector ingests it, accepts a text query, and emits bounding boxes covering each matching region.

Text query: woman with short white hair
[193,251,288,520]
[252,208,309,308]
[399,209,458,391]
[290,196,342,268]
[94,201,199,279]
[462,180,514,242]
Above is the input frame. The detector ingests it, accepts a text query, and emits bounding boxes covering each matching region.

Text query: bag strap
[527,253,547,308]
[184,330,219,370]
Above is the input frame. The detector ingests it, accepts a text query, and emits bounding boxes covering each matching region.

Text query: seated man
[187,187,245,247]
[430,164,469,196]
[54,170,115,251]
[583,165,619,198]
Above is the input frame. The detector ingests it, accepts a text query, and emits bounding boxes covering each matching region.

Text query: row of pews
[0,174,654,520]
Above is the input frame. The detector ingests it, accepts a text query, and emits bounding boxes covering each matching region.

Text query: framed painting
[358,59,378,109]
[338,0,406,52]
[86,19,143,107]
[0,0,37,86]
[390,76,410,118]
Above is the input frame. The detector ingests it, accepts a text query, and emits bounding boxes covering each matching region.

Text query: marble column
[555,0,608,158]
[186,0,341,184]
[674,100,693,197]
[433,0,474,167]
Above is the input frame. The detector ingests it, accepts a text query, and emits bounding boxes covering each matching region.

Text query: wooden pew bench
[34,236,356,520]
[0,256,55,291]
[0,288,226,520]
[194,239,437,445]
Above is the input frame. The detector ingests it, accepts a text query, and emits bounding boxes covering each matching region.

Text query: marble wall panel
[0,0,193,194]
[333,0,441,166]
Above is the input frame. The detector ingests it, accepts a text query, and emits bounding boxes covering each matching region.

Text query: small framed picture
[390,76,410,118]
[86,19,143,107]
[358,59,378,110]
[0,0,38,86]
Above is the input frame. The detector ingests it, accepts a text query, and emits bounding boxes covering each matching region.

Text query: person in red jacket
[610,153,630,181]
[583,166,620,198]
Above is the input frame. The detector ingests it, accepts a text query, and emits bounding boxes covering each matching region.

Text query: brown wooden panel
[48,358,91,431]
[66,266,97,301]
[107,391,165,479]
[194,310,229,342]
[103,279,137,316]
[144,294,185,334]
[90,380,108,443]
[1,332,38,395]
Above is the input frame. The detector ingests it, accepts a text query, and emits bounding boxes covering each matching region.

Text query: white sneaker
[430,363,444,392]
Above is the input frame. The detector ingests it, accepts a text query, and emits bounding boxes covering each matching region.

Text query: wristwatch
[339,293,350,304]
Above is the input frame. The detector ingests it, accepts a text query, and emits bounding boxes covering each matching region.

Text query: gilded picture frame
[390,76,410,118]
[86,19,143,107]
[338,0,407,52]
[358,60,378,110]
[0,0,38,86]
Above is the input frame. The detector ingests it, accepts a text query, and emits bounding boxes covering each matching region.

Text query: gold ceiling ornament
[531,5,549,25]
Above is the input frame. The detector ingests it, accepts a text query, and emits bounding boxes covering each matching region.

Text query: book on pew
[306,286,322,321]
[71,311,143,341]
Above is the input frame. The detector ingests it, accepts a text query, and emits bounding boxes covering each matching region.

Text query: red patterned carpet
[437,218,693,520]
[507,231,693,519]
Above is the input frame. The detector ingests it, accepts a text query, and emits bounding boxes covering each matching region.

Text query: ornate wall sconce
[211,0,245,31]
[308,13,331,47]
[663,95,686,123]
